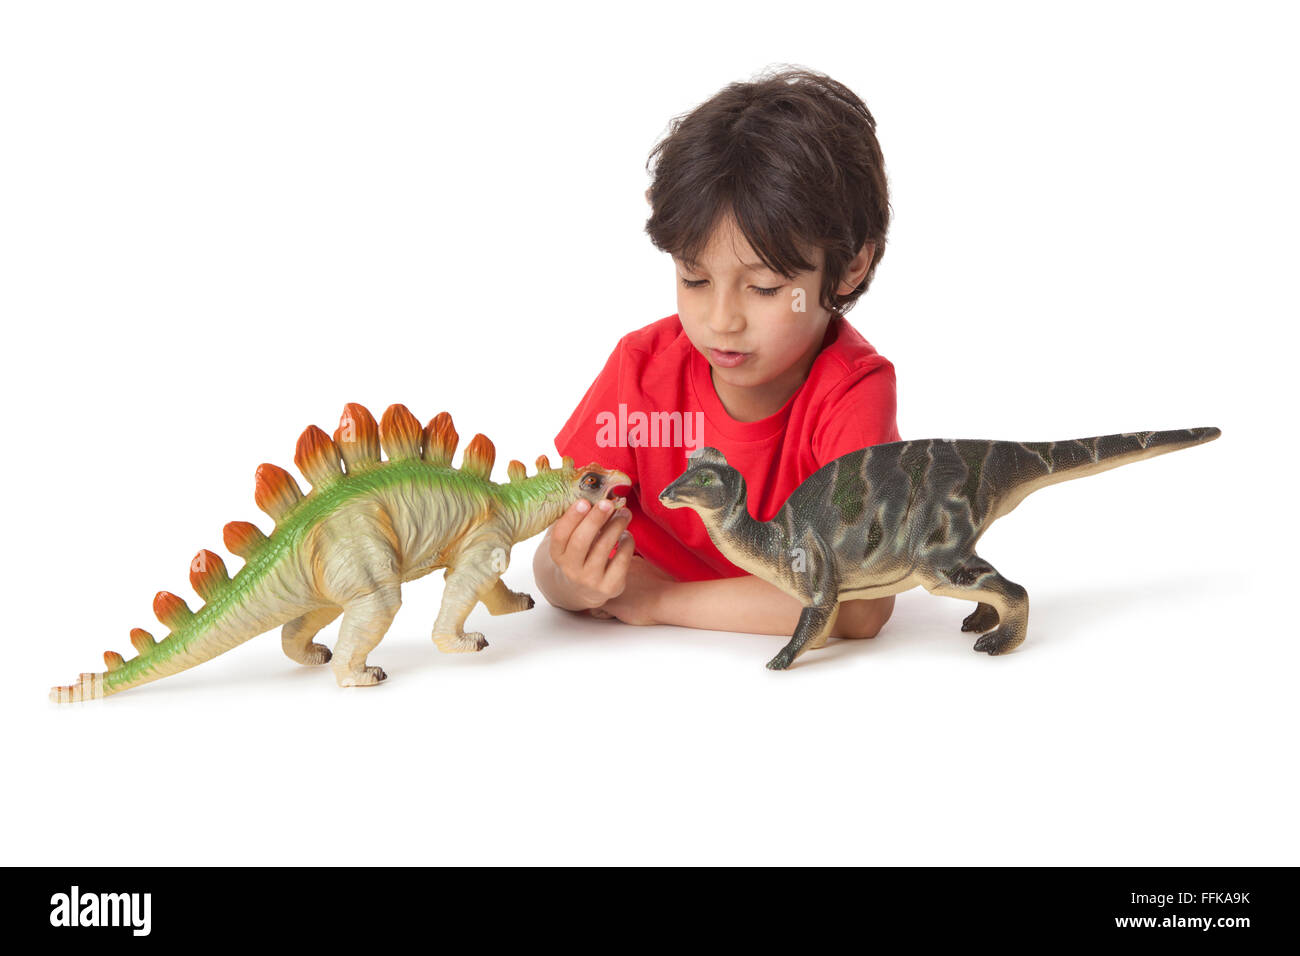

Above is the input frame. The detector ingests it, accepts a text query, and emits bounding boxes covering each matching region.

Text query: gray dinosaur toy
[658,428,1220,670]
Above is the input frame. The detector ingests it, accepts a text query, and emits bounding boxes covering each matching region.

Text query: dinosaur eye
[580,473,601,490]
[695,471,714,486]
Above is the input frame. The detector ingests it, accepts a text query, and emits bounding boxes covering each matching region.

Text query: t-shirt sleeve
[810,359,901,466]
[554,340,638,482]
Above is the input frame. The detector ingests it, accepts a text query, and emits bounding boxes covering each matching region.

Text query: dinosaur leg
[281,605,342,665]
[767,603,841,671]
[331,587,402,687]
[807,624,834,651]
[431,560,499,653]
[924,555,1029,655]
[961,602,999,634]
[480,577,535,616]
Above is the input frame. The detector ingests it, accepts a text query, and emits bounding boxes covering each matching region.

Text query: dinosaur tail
[49,537,309,703]
[985,426,1221,521]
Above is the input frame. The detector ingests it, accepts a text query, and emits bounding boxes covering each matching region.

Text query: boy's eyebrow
[676,256,778,274]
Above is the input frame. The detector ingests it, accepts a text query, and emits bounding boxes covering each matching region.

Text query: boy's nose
[707,304,746,335]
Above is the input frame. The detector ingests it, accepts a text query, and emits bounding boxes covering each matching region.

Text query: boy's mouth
[708,347,750,368]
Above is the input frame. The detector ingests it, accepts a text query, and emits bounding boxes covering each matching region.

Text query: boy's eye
[679,277,784,297]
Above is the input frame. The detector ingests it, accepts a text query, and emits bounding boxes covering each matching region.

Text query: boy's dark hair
[645,65,890,315]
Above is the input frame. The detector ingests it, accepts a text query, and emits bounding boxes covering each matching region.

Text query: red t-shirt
[554,312,901,581]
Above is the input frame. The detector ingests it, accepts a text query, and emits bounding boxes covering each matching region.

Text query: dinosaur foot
[961,603,999,634]
[972,627,1024,656]
[498,593,534,614]
[434,632,489,654]
[299,642,333,665]
[766,649,796,671]
[336,666,387,687]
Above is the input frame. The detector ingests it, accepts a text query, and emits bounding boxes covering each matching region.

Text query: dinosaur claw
[961,604,1000,634]
[972,627,1023,655]
[434,632,489,653]
[302,643,332,665]
[337,665,387,687]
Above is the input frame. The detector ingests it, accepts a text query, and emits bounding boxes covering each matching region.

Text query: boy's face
[673,213,839,415]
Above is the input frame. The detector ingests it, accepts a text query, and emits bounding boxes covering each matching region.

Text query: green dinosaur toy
[659,428,1220,670]
[50,402,630,702]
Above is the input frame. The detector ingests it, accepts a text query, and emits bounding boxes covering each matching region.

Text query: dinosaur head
[657,447,744,518]
[566,460,632,508]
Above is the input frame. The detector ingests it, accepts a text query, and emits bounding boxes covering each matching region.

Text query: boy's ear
[838,241,875,295]
[645,187,653,206]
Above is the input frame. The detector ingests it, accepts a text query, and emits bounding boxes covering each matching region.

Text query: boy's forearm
[535,525,894,637]
[648,574,894,639]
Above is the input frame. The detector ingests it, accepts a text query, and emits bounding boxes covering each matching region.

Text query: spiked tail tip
[49,673,105,703]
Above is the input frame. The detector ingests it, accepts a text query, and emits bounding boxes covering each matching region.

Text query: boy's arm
[534,497,894,637]
[602,558,894,639]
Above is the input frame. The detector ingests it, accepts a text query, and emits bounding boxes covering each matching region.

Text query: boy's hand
[598,556,673,625]
[546,495,635,610]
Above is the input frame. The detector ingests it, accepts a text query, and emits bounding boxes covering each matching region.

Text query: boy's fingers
[601,531,636,590]
[566,499,621,566]
[549,500,593,559]
[584,507,633,575]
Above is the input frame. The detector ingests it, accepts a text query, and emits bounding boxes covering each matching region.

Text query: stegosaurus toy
[50,403,630,702]
[659,427,1220,670]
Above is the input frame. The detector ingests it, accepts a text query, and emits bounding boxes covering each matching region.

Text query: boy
[533,66,900,642]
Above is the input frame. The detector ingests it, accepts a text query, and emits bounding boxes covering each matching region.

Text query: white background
[2,1,1295,865]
